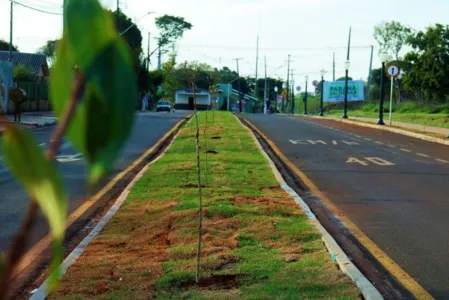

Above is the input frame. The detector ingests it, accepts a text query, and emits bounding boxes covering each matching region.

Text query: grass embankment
[52,112,360,299]
[325,102,449,129]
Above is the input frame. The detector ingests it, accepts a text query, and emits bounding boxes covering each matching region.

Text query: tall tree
[111,10,143,63]
[403,24,449,102]
[374,21,412,60]
[37,40,59,65]
[0,39,18,52]
[153,15,192,59]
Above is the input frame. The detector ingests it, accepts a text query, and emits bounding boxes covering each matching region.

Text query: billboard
[323,80,364,102]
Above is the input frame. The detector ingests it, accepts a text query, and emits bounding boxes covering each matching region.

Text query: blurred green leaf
[51,0,137,184]
[1,124,67,287]
[64,0,116,70]
[84,39,137,183]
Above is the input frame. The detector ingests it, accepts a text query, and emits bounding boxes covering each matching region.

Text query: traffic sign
[296,86,301,92]
[312,80,319,87]
[387,65,400,78]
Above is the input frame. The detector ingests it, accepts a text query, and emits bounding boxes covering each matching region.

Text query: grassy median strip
[52,112,360,299]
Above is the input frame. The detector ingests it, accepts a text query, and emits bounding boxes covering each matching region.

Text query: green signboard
[323,80,364,102]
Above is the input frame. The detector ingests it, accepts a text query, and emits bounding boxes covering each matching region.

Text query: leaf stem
[0,73,85,300]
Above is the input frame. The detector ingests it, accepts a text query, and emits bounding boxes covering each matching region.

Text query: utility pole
[147,32,150,70]
[158,46,162,70]
[284,54,292,113]
[366,45,374,101]
[116,0,120,31]
[9,1,13,61]
[332,52,335,81]
[263,56,267,114]
[254,35,259,98]
[290,70,295,114]
[234,58,243,113]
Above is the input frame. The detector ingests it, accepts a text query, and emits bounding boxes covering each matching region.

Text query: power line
[179,43,373,52]
[12,0,62,15]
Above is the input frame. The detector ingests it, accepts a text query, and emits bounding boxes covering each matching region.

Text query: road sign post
[387,65,400,125]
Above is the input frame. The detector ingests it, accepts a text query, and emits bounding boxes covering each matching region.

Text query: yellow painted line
[242,117,433,300]
[13,115,191,277]
[401,148,412,153]
[417,153,430,158]
[436,158,449,164]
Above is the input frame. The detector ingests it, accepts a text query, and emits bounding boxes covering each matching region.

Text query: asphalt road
[0,111,190,252]
[244,114,449,299]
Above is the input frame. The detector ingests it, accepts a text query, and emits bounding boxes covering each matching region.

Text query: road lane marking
[341,140,360,145]
[364,138,372,141]
[289,140,308,145]
[436,158,449,163]
[346,157,395,166]
[346,157,369,166]
[417,153,429,158]
[375,141,384,145]
[400,148,411,152]
[387,145,396,148]
[307,140,327,145]
[332,140,338,145]
[365,157,395,166]
[354,135,362,138]
[243,117,433,300]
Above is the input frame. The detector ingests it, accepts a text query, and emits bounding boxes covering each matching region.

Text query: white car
[157,101,172,112]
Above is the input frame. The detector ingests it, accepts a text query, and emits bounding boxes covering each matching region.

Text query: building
[174,88,211,110]
[215,83,258,113]
[0,51,49,80]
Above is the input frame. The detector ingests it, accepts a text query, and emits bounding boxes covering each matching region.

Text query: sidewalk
[0,112,57,134]
[41,112,366,299]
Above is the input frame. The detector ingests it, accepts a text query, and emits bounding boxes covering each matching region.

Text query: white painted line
[436,158,449,164]
[354,135,362,138]
[30,129,182,300]
[237,116,382,300]
[387,145,396,148]
[400,148,411,153]
[417,153,430,158]
[364,138,372,141]
[375,141,384,145]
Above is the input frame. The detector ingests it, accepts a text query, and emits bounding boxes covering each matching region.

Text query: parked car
[157,101,172,112]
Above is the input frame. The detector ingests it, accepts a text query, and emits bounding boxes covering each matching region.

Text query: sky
[1,0,449,91]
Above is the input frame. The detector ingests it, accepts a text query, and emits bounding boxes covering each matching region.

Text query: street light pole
[377,52,389,125]
[274,86,279,114]
[343,60,350,119]
[119,12,155,36]
[320,70,325,116]
[304,76,308,115]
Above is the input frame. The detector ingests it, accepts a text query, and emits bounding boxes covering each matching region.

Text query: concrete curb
[303,115,449,146]
[30,126,183,300]
[234,114,383,300]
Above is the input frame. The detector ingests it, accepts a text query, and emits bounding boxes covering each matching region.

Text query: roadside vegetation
[51,112,360,299]
[325,102,449,129]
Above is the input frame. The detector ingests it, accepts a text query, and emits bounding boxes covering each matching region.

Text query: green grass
[322,102,449,129]
[52,112,360,299]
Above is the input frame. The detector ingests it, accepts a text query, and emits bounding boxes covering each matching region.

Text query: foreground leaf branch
[0,73,85,299]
